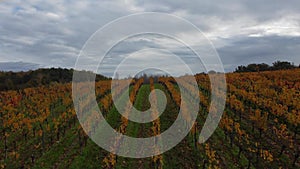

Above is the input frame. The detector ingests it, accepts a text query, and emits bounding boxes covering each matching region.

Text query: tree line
[0,68,109,91]
[235,61,299,73]
[1,61,298,91]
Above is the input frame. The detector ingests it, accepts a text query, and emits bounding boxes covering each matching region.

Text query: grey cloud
[0,0,299,75]
[217,35,300,71]
[0,61,41,72]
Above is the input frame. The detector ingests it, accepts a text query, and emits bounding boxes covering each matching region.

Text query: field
[0,69,299,169]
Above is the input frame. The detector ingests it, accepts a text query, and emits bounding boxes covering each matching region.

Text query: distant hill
[0,68,110,91]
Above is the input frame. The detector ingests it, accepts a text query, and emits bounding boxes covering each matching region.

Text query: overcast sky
[0,0,300,75]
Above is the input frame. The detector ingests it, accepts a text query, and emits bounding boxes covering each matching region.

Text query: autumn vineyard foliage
[0,69,299,168]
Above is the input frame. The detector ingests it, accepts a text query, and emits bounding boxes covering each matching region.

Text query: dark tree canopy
[235,61,297,73]
[0,68,109,91]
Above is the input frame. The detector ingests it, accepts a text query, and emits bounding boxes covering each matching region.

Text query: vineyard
[0,69,299,168]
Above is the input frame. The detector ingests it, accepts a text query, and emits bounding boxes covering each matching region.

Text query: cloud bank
[0,0,299,74]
